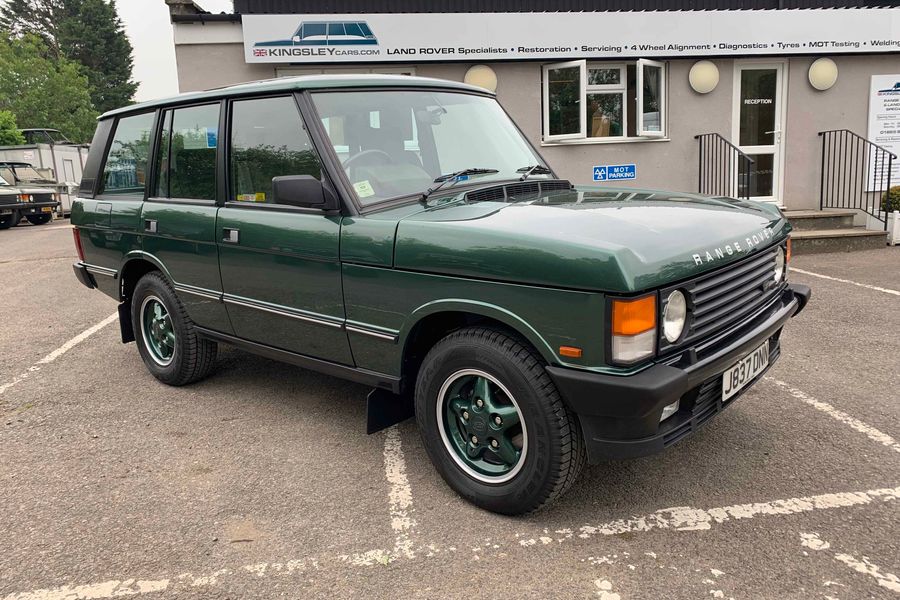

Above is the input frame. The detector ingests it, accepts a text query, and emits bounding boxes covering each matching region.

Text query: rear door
[76,111,156,298]
[216,94,352,364]
[141,102,232,333]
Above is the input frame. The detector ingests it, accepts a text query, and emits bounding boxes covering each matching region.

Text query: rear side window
[99,112,155,196]
[155,103,219,200]
[229,96,321,204]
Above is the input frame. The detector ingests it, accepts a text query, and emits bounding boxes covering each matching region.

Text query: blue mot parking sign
[593,164,636,182]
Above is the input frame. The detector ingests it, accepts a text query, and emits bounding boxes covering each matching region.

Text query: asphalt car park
[1,222,898,599]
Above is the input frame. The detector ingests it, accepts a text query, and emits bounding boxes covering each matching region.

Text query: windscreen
[311,90,548,205]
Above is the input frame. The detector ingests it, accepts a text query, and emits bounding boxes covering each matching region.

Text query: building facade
[166,0,900,210]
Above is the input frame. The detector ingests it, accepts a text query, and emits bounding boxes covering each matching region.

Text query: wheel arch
[398,300,557,395]
[119,252,172,302]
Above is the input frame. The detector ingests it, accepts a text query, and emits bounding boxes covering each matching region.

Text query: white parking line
[4,485,898,600]
[801,532,900,594]
[790,267,900,297]
[0,313,118,397]
[766,377,900,454]
[383,425,417,558]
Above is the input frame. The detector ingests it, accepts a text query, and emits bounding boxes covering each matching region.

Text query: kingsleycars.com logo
[254,20,378,49]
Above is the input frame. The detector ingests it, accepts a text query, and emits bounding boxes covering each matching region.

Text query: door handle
[222,228,240,244]
[144,219,157,233]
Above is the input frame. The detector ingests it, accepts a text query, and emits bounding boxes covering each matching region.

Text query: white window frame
[585,62,627,139]
[542,59,668,144]
[637,58,666,138]
[542,60,587,142]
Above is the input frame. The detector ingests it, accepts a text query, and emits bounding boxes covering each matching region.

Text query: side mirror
[272,175,340,212]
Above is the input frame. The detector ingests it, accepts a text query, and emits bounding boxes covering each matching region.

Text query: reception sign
[868,74,900,192]
[243,9,900,64]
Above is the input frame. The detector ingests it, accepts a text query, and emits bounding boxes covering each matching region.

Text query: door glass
[547,65,581,137]
[738,154,774,198]
[169,104,219,200]
[739,69,777,146]
[229,96,321,204]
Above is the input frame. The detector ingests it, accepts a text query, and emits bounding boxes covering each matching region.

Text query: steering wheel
[343,149,394,170]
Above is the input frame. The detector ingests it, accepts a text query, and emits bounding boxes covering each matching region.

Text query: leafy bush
[0,110,25,145]
[882,186,900,214]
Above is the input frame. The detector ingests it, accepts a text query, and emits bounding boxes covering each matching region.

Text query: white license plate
[722,340,769,401]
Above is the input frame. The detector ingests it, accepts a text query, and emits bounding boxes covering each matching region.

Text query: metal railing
[819,129,896,230]
[694,133,754,200]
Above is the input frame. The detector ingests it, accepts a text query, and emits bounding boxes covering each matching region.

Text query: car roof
[101,74,493,119]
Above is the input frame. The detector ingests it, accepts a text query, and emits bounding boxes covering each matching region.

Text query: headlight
[610,294,656,364]
[774,246,785,283]
[662,290,687,343]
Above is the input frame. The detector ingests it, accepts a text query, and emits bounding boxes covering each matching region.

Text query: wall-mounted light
[689,60,719,94]
[464,65,498,92]
[808,57,838,91]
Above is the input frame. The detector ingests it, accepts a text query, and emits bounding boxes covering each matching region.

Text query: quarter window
[229,96,322,204]
[155,104,219,201]
[542,59,667,142]
[99,112,155,195]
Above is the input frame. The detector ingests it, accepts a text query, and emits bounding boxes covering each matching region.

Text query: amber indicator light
[559,346,583,358]
[611,295,657,336]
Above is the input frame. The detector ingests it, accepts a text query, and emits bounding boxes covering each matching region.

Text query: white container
[888,211,900,246]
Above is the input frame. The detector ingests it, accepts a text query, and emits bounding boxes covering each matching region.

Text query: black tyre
[131,271,217,386]
[26,214,52,225]
[0,211,18,229]
[415,327,585,515]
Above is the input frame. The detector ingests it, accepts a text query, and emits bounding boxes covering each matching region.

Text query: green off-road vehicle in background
[71,75,810,514]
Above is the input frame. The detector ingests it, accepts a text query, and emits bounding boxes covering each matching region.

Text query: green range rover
[71,75,810,514]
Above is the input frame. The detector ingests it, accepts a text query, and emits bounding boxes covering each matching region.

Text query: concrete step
[791,227,888,255]
[784,209,856,231]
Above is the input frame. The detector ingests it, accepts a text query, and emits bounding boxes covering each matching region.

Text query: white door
[733,62,786,203]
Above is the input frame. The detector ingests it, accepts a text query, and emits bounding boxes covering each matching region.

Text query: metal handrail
[694,133,754,200]
[818,129,896,231]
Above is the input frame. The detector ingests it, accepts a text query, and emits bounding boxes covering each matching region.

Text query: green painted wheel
[140,295,175,366]
[436,369,527,484]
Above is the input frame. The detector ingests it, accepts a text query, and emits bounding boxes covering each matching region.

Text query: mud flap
[366,388,414,434]
[118,301,135,344]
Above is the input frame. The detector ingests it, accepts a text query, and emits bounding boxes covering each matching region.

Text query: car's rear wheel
[26,214,52,225]
[0,211,18,229]
[415,327,585,515]
[131,271,217,386]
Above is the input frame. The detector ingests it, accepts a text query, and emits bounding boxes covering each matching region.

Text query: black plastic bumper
[0,201,57,215]
[547,283,811,462]
[72,262,96,289]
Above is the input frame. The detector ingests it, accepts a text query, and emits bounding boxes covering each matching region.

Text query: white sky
[118,0,233,102]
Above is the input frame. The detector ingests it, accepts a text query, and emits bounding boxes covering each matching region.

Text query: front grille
[661,245,785,352]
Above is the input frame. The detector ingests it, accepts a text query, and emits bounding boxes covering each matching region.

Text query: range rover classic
[71,75,810,514]
[0,169,58,229]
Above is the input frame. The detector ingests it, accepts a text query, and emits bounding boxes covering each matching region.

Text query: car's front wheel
[415,327,585,515]
[25,214,52,225]
[131,271,217,386]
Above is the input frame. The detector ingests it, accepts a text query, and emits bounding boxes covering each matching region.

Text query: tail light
[72,227,85,261]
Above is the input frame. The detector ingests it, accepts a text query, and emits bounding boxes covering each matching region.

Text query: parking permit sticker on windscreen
[353,180,375,198]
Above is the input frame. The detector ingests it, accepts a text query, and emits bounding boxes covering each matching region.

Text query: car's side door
[141,102,233,333]
[216,94,353,364]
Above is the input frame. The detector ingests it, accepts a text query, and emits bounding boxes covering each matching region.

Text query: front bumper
[547,283,811,462]
[0,201,58,216]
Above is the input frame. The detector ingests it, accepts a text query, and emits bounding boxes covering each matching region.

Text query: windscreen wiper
[517,164,553,181]
[421,168,499,202]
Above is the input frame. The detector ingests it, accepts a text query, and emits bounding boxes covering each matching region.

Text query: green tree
[0,110,27,145]
[0,0,137,113]
[0,35,98,142]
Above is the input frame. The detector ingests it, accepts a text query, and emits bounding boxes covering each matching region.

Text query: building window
[542,59,667,142]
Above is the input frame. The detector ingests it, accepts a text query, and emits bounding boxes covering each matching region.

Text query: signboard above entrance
[242,9,899,64]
